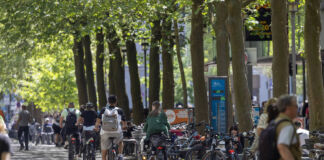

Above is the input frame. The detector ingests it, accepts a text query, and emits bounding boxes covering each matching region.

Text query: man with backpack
[59,102,81,152]
[95,95,126,160]
[259,95,301,160]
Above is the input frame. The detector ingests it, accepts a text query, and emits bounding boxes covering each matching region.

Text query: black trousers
[18,126,29,149]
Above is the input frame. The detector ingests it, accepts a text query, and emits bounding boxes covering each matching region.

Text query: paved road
[10,139,136,160]
[10,139,102,160]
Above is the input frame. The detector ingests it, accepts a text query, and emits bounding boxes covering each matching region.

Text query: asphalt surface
[10,139,137,160]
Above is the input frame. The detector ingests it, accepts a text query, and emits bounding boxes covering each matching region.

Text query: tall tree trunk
[191,0,209,128]
[83,35,98,108]
[227,0,253,131]
[174,20,188,108]
[270,0,289,98]
[149,20,162,110]
[73,34,88,105]
[96,29,107,109]
[305,0,324,131]
[209,1,234,128]
[161,18,174,109]
[126,39,145,124]
[106,28,130,119]
[108,57,116,95]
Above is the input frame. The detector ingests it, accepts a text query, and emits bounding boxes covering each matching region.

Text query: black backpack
[259,119,294,160]
[65,109,77,132]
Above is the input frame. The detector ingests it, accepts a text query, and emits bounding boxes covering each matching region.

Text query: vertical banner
[209,77,228,133]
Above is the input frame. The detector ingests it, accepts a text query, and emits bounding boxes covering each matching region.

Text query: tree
[96,29,107,109]
[162,17,175,109]
[174,20,188,108]
[191,0,209,128]
[304,0,324,131]
[271,0,289,97]
[83,35,98,107]
[208,1,233,127]
[73,34,89,105]
[149,20,162,109]
[106,27,130,119]
[227,0,253,131]
[125,39,145,124]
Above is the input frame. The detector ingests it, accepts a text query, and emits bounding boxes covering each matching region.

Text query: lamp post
[141,39,149,109]
[289,0,298,94]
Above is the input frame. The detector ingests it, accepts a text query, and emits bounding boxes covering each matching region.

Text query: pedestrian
[227,126,243,154]
[16,105,33,151]
[95,95,126,160]
[276,95,301,160]
[251,98,277,152]
[260,95,301,160]
[0,133,11,160]
[52,113,62,147]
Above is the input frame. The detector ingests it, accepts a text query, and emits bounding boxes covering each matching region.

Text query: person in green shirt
[144,101,170,140]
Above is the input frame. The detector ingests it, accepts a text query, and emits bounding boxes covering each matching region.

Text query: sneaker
[118,154,124,160]
[19,146,24,151]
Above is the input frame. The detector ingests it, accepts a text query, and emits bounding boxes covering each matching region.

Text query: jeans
[18,126,29,149]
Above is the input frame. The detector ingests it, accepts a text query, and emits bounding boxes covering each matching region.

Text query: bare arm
[59,117,64,128]
[95,118,101,131]
[76,117,84,126]
[257,128,264,136]
[1,153,10,160]
[277,144,295,160]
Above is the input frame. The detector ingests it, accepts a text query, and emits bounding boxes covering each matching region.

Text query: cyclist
[143,101,170,140]
[60,102,81,157]
[95,95,126,160]
[76,102,97,153]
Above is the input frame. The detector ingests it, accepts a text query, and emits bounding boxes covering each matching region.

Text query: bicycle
[68,133,80,160]
[106,137,119,160]
[82,130,97,160]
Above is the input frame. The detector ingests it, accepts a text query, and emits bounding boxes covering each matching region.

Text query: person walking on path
[276,95,301,160]
[16,105,33,151]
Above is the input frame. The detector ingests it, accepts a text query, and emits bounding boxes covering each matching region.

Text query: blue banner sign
[209,77,228,133]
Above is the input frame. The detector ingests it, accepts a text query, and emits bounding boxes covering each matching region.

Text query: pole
[302,58,306,103]
[144,49,147,109]
[291,9,297,94]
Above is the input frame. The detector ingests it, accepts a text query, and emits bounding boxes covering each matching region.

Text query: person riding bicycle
[95,95,126,160]
[60,102,81,156]
[76,102,98,151]
[143,101,170,141]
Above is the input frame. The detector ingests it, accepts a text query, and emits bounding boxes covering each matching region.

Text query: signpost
[209,77,228,133]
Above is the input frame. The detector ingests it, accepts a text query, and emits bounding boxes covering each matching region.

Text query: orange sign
[164,109,193,125]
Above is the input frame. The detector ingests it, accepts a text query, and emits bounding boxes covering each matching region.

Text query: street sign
[164,108,194,125]
[245,5,272,41]
[209,77,228,133]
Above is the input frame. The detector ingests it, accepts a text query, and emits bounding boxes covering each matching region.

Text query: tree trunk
[227,0,253,131]
[191,0,209,128]
[270,0,289,98]
[96,29,107,109]
[108,57,116,95]
[126,39,145,124]
[83,35,98,108]
[161,18,174,109]
[304,0,324,131]
[174,20,188,108]
[209,1,234,128]
[149,20,162,110]
[106,28,130,120]
[73,34,88,105]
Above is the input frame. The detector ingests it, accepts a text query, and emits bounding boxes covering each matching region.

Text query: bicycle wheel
[69,139,75,160]
[201,150,225,160]
[107,149,116,160]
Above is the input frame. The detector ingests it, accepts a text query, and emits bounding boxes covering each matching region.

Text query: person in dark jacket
[143,101,170,140]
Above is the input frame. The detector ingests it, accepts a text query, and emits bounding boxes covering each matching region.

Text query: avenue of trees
[0,0,323,130]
